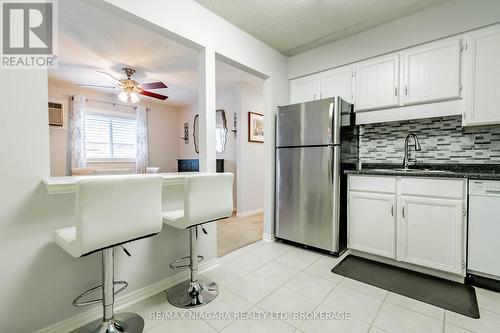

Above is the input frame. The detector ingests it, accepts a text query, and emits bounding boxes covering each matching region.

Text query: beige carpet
[217,213,263,257]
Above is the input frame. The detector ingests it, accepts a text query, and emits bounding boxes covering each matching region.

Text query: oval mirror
[193,114,199,153]
[193,110,228,154]
[215,109,228,154]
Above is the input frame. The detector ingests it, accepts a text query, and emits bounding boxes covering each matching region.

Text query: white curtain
[135,106,149,174]
[69,95,86,169]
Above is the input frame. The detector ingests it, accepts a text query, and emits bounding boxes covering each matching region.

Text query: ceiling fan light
[118,91,128,103]
[129,92,139,104]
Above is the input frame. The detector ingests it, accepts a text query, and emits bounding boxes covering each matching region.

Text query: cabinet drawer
[349,175,396,193]
[400,178,465,199]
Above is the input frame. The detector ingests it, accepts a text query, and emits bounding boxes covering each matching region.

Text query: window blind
[84,113,137,159]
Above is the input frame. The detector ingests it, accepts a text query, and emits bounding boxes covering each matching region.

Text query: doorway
[215,60,265,257]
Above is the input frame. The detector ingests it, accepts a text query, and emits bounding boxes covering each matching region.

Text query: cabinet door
[464,26,500,126]
[355,55,400,111]
[398,196,464,275]
[289,74,320,104]
[319,66,354,103]
[402,39,462,105]
[348,192,396,258]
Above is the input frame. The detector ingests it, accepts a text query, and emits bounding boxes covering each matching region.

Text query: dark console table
[177,159,224,173]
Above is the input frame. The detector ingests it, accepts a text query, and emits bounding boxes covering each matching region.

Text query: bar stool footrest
[73,280,128,307]
[170,255,204,270]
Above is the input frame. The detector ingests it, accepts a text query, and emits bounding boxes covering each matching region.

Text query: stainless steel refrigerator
[275,97,356,254]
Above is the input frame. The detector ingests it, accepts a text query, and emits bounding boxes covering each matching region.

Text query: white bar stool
[53,176,163,333]
[163,173,233,308]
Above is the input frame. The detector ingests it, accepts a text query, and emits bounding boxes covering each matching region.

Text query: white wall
[48,80,181,176]
[288,0,500,78]
[177,83,265,214]
[236,82,264,215]
[178,90,238,163]
[216,87,238,210]
[0,70,52,333]
[178,103,198,160]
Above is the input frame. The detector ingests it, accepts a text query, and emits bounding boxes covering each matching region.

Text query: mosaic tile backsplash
[359,115,500,164]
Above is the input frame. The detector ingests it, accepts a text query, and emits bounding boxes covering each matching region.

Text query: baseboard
[34,258,220,333]
[262,233,275,242]
[467,273,500,292]
[236,208,263,218]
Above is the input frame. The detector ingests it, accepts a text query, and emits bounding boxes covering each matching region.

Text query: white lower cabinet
[348,175,466,276]
[398,196,465,275]
[348,192,396,258]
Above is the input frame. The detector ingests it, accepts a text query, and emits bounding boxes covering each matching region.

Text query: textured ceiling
[196,0,448,56]
[52,0,261,108]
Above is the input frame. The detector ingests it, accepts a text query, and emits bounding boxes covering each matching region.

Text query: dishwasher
[468,180,500,286]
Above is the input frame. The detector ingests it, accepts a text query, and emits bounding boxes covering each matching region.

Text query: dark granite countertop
[344,163,500,180]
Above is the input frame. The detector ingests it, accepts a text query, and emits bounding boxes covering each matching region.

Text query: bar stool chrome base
[167,277,219,308]
[71,312,144,333]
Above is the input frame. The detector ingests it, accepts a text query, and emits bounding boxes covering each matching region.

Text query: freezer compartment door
[276,146,341,251]
[277,98,338,147]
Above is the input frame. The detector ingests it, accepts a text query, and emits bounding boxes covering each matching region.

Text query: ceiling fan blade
[77,84,117,89]
[139,82,168,90]
[96,70,122,84]
[140,90,168,100]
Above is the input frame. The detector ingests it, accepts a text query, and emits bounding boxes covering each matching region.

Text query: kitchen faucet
[403,133,422,169]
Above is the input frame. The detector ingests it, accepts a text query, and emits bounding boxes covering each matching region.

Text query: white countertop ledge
[43,172,199,195]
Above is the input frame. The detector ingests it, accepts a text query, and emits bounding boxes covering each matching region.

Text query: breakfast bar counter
[43,172,199,195]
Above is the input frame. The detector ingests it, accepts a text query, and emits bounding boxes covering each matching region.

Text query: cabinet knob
[402,206,405,218]
[391,205,394,216]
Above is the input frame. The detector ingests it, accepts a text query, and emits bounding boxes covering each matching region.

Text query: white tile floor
[120,241,500,333]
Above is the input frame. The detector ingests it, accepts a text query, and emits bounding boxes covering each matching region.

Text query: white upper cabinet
[289,65,353,104]
[464,25,500,126]
[319,65,354,103]
[355,55,400,111]
[289,74,320,104]
[402,39,462,106]
[288,23,500,124]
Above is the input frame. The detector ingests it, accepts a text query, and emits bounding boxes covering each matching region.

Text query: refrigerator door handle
[332,97,341,145]
[331,146,341,252]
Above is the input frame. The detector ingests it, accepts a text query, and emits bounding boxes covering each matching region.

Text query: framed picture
[248,112,264,143]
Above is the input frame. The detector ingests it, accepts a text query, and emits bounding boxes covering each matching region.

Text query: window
[84,113,137,160]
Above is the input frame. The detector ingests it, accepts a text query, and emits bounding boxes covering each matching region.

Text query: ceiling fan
[78,67,168,103]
